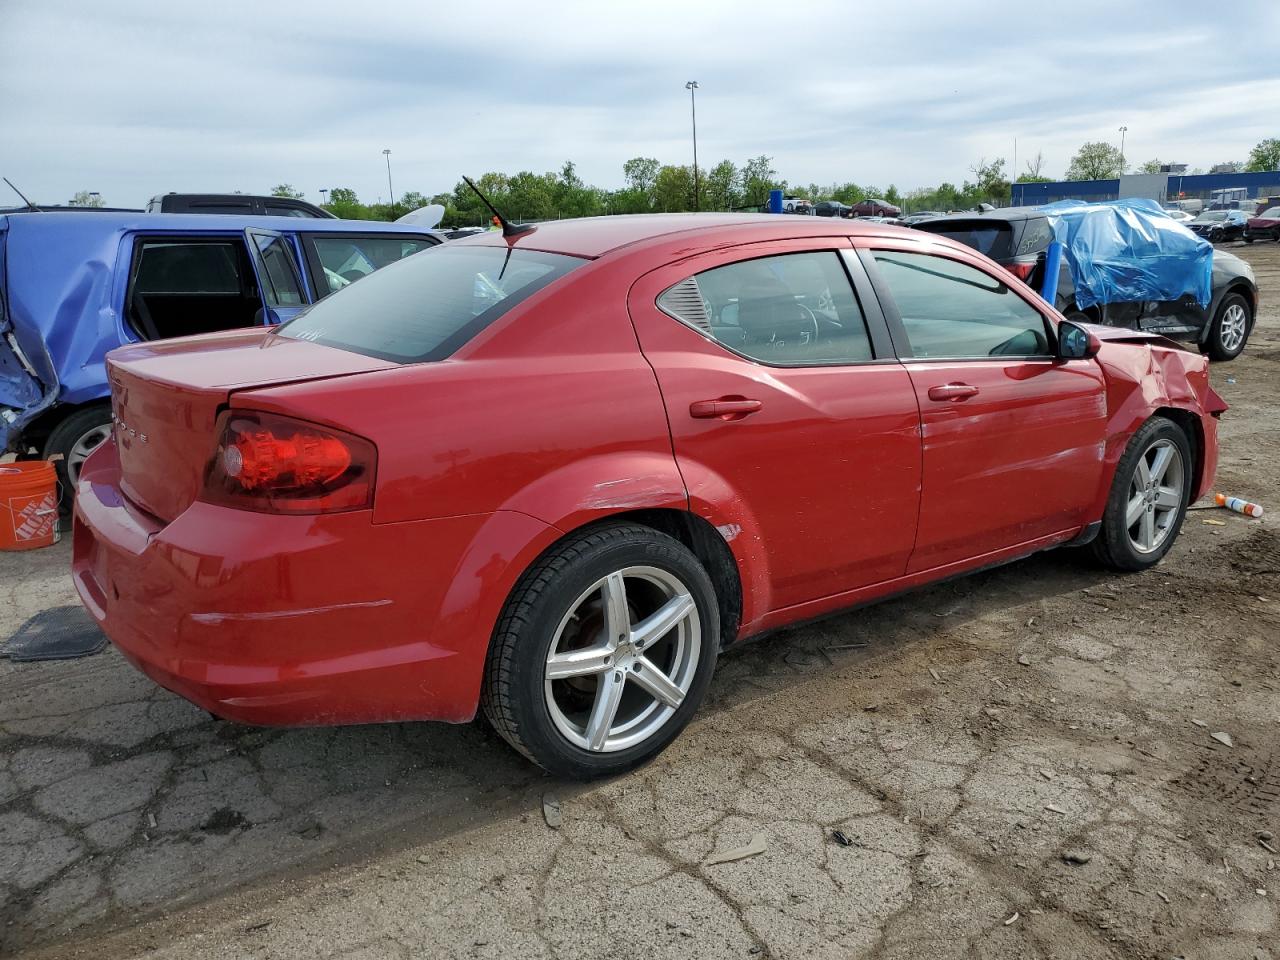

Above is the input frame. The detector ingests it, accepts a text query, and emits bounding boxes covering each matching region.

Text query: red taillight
[1005,260,1036,282]
[202,410,376,514]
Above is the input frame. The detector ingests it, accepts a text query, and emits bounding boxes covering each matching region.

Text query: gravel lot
[3,242,1279,960]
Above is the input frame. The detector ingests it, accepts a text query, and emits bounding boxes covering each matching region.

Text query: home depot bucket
[0,461,60,551]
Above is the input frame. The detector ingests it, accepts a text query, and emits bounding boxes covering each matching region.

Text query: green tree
[399,191,430,211]
[1246,138,1280,172]
[702,160,739,211]
[739,155,782,208]
[623,157,661,194]
[1065,141,1125,180]
[966,157,1009,203]
[70,190,104,207]
[271,183,305,199]
[652,165,695,212]
[325,187,364,220]
[1137,159,1163,175]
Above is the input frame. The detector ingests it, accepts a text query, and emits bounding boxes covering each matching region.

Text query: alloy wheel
[1219,303,1248,354]
[1125,438,1185,554]
[544,565,701,753]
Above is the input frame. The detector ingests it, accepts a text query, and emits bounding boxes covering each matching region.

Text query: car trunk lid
[106,329,396,522]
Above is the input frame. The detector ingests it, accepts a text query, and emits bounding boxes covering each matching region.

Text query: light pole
[685,81,699,211]
[1119,126,1128,171]
[382,148,395,215]
[319,188,329,206]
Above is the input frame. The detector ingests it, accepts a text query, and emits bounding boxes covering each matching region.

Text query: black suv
[914,208,1259,360]
[147,193,335,218]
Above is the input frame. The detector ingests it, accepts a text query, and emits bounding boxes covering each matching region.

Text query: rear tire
[1091,417,1192,571]
[481,523,719,779]
[1203,292,1251,361]
[42,405,113,512]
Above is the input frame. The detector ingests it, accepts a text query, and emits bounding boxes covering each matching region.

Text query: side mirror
[1057,320,1101,360]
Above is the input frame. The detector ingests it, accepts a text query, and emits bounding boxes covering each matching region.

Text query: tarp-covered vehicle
[0,212,441,500]
[914,199,1258,361]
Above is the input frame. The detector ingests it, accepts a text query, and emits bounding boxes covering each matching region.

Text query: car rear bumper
[72,439,558,726]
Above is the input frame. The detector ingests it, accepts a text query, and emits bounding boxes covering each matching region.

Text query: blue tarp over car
[1038,199,1213,310]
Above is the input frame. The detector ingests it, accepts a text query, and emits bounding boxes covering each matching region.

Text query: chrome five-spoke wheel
[1125,438,1185,555]
[545,566,700,753]
[482,523,719,778]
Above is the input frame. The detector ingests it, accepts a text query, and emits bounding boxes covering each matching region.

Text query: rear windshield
[1261,207,1280,219]
[279,244,584,363]
[917,221,1013,260]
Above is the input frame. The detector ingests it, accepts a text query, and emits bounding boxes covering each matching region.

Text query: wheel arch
[16,396,111,454]
[1154,405,1205,502]
[507,508,744,652]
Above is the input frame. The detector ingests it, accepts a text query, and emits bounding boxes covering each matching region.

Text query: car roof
[0,210,438,236]
[453,212,924,258]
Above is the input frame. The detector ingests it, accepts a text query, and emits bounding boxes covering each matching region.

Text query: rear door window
[126,238,260,340]
[279,244,583,362]
[917,220,1014,260]
[303,234,440,297]
[658,251,874,365]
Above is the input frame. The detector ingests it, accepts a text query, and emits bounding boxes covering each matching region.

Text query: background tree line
[258,136,1280,225]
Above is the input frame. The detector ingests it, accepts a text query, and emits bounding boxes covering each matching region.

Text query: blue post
[767,189,783,214]
[1041,240,1063,306]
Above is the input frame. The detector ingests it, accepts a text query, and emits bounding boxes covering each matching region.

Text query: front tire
[482,523,720,779]
[1203,292,1252,361]
[1092,417,1192,571]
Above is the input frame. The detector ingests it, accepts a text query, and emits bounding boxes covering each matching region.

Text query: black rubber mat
[2,605,107,662]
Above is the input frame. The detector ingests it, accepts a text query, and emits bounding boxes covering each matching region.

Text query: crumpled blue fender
[1039,199,1213,310]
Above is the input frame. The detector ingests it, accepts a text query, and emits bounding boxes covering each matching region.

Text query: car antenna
[2,177,40,211]
[462,176,534,239]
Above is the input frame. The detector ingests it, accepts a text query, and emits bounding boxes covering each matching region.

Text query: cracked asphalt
[3,243,1280,960]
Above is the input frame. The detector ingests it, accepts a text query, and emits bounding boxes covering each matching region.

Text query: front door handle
[689,397,763,420]
[927,383,980,402]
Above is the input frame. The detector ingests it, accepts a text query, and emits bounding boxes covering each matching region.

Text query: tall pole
[382,148,394,215]
[685,81,699,211]
[1118,126,1128,172]
[319,188,329,206]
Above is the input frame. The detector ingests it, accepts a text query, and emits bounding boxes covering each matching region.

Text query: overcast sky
[3,0,1279,208]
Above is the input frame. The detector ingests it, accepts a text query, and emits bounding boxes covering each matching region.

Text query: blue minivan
[0,211,440,497]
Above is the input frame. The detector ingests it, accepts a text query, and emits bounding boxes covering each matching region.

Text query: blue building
[1012,170,1280,206]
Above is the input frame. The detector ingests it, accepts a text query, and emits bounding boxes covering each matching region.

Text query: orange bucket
[0,461,60,551]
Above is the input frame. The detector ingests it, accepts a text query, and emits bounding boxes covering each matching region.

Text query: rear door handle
[689,397,763,420]
[927,383,980,402]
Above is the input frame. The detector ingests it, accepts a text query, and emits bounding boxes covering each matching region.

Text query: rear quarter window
[279,244,583,362]
[919,221,1013,260]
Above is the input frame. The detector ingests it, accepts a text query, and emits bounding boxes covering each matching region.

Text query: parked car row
[0,211,442,499]
[796,198,904,218]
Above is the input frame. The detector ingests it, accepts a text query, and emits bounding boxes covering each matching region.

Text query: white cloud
[2,0,1278,207]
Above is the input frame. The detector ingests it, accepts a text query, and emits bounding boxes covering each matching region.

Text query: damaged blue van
[0,211,440,499]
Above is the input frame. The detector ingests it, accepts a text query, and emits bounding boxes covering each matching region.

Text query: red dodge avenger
[73,214,1226,778]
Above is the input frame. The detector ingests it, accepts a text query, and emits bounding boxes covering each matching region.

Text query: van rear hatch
[106,329,396,522]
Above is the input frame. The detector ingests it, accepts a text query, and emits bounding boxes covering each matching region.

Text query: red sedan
[73,214,1226,778]
[1245,206,1280,242]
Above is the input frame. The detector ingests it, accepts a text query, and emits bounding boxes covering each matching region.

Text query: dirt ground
[2,242,1279,960]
